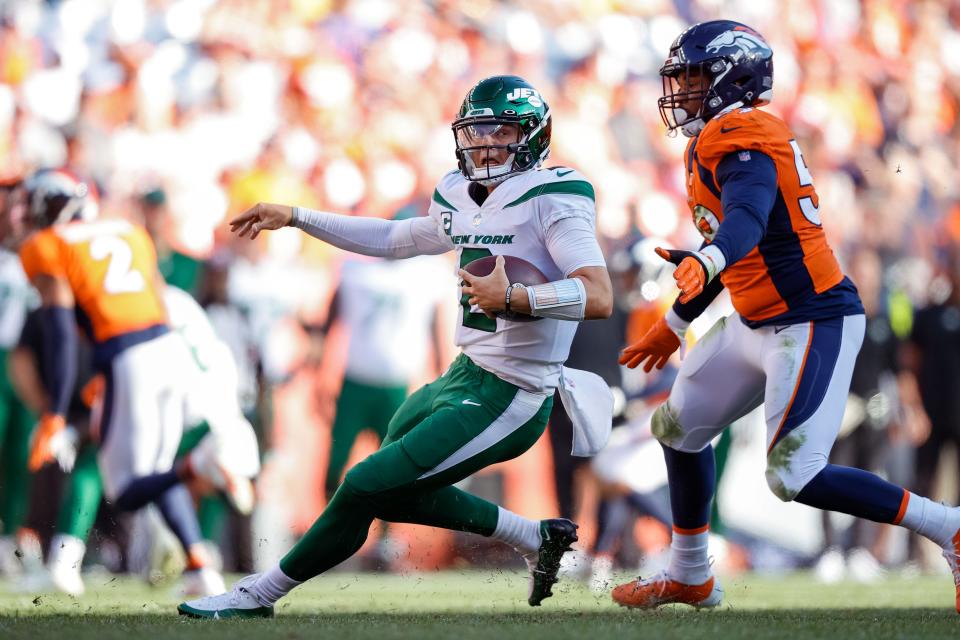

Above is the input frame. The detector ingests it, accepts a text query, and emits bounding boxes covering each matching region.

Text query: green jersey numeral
[459,248,496,332]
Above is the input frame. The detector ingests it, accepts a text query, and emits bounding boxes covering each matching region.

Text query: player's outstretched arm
[230,203,293,239]
[229,203,452,258]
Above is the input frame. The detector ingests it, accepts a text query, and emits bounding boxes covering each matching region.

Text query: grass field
[0,570,956,639]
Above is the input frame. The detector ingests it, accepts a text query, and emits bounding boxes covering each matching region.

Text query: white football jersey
[162,285,243,430]
[0,249,35,350]
[338,255,449,386]
[427,167,604,392]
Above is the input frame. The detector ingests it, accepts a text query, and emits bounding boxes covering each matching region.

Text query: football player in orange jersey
[611,21,960,612]
[0,169,229,596]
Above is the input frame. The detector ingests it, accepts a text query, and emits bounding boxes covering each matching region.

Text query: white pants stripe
[418,389,546,480]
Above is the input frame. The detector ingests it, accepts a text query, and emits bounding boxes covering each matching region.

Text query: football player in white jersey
[179,75,613,618]
[0,180,37,573]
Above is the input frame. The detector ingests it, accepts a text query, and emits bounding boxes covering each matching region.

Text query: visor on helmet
[453,119,522,184]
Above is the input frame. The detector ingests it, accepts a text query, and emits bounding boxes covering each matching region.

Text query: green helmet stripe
[503,180,595,209]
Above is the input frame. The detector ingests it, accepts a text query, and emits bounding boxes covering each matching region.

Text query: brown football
[462,255,548,322]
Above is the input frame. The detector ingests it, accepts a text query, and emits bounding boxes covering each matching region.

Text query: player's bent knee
[764,467,800,502]
[651,402,685,448]
[765,435,828,502]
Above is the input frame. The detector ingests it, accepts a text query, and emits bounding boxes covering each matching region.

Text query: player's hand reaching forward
[655,247,721,304]
[619,317,684,373]
[230,203,293,239]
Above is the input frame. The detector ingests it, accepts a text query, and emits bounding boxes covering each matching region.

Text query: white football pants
[97,332,187,501]
[652,313,865,501]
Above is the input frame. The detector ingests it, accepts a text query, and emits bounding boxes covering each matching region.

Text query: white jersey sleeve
[535,176,606,277]
[293,208,452,258]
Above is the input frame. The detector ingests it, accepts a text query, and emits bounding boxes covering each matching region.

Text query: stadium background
[0,0,958,582]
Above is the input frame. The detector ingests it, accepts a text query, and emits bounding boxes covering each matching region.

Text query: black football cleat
[527,518,579,606]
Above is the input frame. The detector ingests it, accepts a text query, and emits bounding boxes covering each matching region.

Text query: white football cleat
[188,433,255,515]
[0,535,22,577]
[47,534,86,596]
[847,547,883,583]
[179,566,226,598]
[814,547,846,584]
[177,574,274,619]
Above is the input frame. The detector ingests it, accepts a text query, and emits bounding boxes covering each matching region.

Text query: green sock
[57,446,102,540]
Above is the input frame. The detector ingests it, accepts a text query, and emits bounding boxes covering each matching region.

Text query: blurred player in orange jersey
[611,20,960,613]
[0,169,227,596]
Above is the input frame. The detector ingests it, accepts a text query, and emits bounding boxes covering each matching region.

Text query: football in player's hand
[463,255,547,322]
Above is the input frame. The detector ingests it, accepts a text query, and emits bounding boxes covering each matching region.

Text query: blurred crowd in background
[2,0,960,588]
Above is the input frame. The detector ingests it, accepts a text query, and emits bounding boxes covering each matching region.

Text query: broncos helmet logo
[704,29,771,61]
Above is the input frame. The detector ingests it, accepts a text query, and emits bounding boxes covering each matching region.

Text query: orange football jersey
[685,107,847,324]
[19,219,168,343]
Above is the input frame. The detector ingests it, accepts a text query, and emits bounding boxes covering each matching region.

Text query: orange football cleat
[943,530,960,614]
[611,571,723,609]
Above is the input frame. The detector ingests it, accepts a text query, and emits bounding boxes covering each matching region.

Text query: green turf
[0,571,956,639]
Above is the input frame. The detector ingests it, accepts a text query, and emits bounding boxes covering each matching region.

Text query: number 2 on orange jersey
[89,235,146,294]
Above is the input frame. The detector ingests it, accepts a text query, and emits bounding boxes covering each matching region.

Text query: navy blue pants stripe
[770,317,843,450]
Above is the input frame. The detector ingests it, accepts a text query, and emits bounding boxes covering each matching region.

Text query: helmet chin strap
[680,118,705,137]
[676,99,746,137]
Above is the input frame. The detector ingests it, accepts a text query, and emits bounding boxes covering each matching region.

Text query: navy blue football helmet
[659,20,774,137]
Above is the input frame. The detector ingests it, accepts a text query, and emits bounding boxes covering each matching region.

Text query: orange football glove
[29,413,66,471]
[655,247,719,304]
[619,317,683,373]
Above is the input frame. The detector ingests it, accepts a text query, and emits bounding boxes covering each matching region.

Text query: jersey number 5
[89,236,146,294]
[788,139,821,226]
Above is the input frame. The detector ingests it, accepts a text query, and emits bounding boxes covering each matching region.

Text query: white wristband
[526,278,587,321]
[698,244,726,281]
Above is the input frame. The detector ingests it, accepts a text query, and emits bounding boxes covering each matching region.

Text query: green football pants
[0,349,34,534]
[281,354,552,581]
[57,444,102,540]
[325,377,407,499]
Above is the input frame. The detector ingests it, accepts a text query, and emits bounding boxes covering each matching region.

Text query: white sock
[667,528,712,585]
[48,534,86,572]
[899,493,958,548]
[249,564,302,606]
[491,507,541,554]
